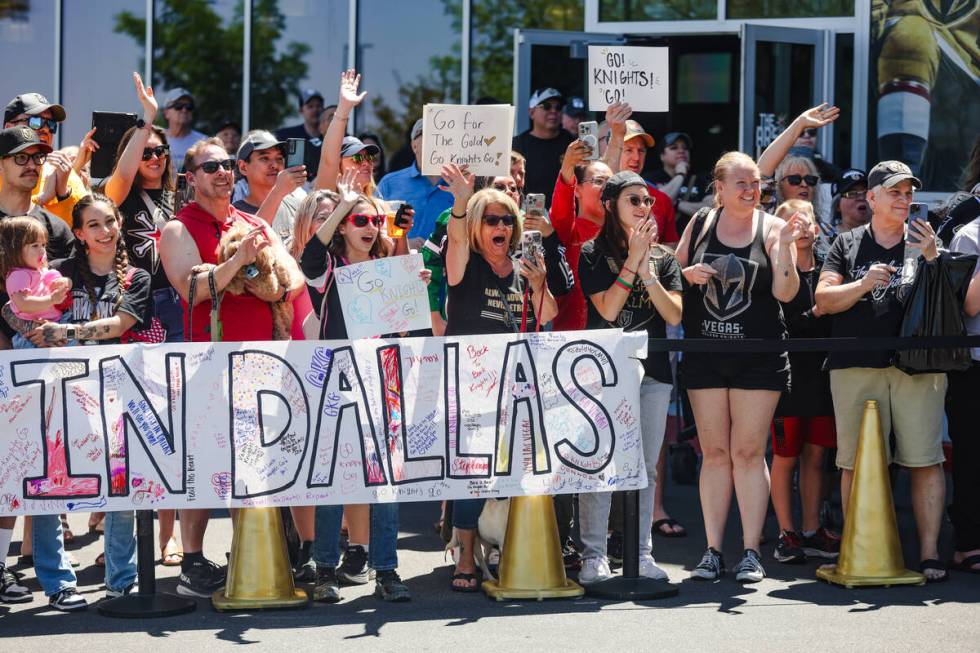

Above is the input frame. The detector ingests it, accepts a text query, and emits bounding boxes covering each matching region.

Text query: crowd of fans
[0,66,979,612]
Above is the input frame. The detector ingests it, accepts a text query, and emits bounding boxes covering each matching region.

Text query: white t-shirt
[167,129,208,173]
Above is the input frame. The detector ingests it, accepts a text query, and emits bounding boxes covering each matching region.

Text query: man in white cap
[512,88,575,203]
[163,87,206,173]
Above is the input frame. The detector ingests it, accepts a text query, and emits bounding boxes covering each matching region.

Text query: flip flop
[60,518,75,544]
[95,552,106,568]
[652,518,687,538]
[919,558,948,583]
[949,554,980,574]
[450,572,480,593]
[161,538,184,567]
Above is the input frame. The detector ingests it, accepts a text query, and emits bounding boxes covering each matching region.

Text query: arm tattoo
[1,304,37,336]
[75,322,112,340]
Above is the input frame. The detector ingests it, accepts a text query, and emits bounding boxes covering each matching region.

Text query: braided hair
[71,193,130,320]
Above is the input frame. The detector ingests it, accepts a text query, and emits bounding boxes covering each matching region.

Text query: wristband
[621,265,637,277]
[614,276,634,291]
[451,209,466,219]
[56,189,72,202]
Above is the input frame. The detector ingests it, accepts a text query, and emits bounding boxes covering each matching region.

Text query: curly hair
[71,193,130,320]
[0,216,48,282]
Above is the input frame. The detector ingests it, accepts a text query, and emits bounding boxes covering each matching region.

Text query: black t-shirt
[299,237,349,340]
[51,257,152,345]
[275,124,322,180]
[445,254,538,336]
[777,264,834,417]
[649,168,710,203]
[117,187,174,290]
[578,240,682,383]
[821,225,906,369]
[512,130,575,206]
[933,195,980,247]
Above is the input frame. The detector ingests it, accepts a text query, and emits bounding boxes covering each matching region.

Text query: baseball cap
[215,117,241,133]
[832,168,867,197]
[237,130,285,161]
[411,118,424,141]
[624,120,655,148]
[867,160,921,190]
[563,96,588,118]
[299,88,324,107]
[4,93,66,125]
[0,126,54,156]
[662,132,691,149]
[529,88,562,109]
[600,171,647,202]
[340,136,380,159]
[164,87,195,109]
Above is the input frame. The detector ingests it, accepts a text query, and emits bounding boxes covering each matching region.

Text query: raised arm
[757,103,840,176]
[104,72,158,205]
[440,164,476,287]
[601,102,631,173]
[314,70,366,191]
[768,214,801,303]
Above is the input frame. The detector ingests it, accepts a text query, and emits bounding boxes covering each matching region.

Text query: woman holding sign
[576,171,683,584]
[440,163,558,591]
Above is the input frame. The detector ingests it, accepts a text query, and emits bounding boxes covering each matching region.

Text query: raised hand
[605,101,632,135]
[338,69,367,110]
[796,103,840,131]
[779,212,808,245]
[563,139,591,169]
[133,71,158,123]
[628,217,656,262]
[909,217,939,261]
[438,164,475,204]
[336,168,360,204]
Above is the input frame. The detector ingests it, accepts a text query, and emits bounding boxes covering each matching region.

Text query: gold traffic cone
[212,507,309,610]
[816,400,925,588]
[483,495,584,600]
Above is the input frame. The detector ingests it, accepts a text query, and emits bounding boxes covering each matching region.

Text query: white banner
[419,103,514,177]
[588,45,669,112]
[0,330,647,516]
[335,254,431,339]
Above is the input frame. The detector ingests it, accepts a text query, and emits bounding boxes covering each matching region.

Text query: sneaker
[606,532,624,569]
[562,538,582,572]
[638,555,669,581]
[49,587,87,612]
[774,531,807,564]
[374,569,411,602]
[104,583,138,599]
[312,566,341,603]
[293,542,317,583]
[734,549,766,583]
[0,564,31,603]
[802,527,841,559]
[337,545,374,585]
[691,547,725,580]
[176,557,227,598]
[578,557,613,585]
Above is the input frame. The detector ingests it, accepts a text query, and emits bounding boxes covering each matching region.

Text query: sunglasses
[482,213,516,227]
[347,213,384,228]
[582,176,609,186]
[842,190,867,200]
[782,174,819,187]
[801,128,818,138]
[196,158,235,173]
[170,102,194,112]
[538,101,562,112]
[11,116,59,134]
[492,182,518,193]
[142,144,170,160]
[350,152,377,165]
[625,195,655,208]
[6,152,47,166]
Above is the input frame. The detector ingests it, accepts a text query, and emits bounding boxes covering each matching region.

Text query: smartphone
[907,202,928,245]
[285,138,306,168]
[524,193,546,217]
[578,120,599,161]
[90,111,138,178]
[522,229,543,262]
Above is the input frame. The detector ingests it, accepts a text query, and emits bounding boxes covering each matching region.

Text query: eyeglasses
[482,213,516,227]
[5,152,47,166]
[625,195,655,208]
[350,152,377,165]
[346,213,384,228]
[842,190,867,200]
[582,176,609,186]
[782,174,819,187]
[538,101,562,112]
[492,182,518,193]
[801,128,818,138]
[196,158,235,173]
[142,144,170,160]
[170,102,194,112]
[10,116,59,134]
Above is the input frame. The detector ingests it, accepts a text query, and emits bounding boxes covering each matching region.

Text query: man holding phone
[232,130,307,242]
[815,160,949,583]
[276,88,325,181]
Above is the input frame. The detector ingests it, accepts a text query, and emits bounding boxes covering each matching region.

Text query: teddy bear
[194,222,296,340]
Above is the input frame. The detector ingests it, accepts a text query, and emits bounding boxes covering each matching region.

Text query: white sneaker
[578,557,612,585]
[639,555,669,581]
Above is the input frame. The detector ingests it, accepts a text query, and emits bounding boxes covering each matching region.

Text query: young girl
[0,216,72,349]
[770,199,840,564]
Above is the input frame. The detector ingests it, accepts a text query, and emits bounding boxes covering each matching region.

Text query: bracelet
[614,276,634,291]
[620,265,637,277]
[56,189,72,202]
[451,209,466,219]
[642,276,657,287]
[335,114,350,121]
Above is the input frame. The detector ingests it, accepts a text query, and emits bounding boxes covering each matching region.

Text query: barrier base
[816,564,925,588]
[583,575,679,600]
[482,578,584,601]
[97,593,197,618]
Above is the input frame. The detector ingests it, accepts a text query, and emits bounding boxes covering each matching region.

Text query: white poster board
[335,253,431,339]
[420,103,514,177]
[588,45,669,112]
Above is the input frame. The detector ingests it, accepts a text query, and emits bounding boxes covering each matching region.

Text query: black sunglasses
[347,213,384,228]
[142,144,170,160]
[801,128,818,138]
[196,158,235,173]
[625,195,654,208]
[782,174,819,187]
[538,101,562,112]
[483,213,516,227]
[11,116,59,134]
[170,102,194,112]
[492,182,518,193]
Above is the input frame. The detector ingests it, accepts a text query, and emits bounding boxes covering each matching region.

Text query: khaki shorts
[829,366,946,470]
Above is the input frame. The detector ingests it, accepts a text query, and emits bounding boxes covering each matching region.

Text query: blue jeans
[103,511,137,592]
[154,287,185,343]
[313,503,399,571]
[12,313,75,349]
[31,514,77,596]
[453,499,486,530]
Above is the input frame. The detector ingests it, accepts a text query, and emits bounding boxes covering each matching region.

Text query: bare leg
[729,389,780,552]
[688,388,733,550]
[910,464,945,579]
[770,454,798,533]
[21,517,32,557]
[178,509,210,555]
[652,447,683,534]
[799,443,826,533]
[290,506,315,542]
[345,505,370,545]
[158,509,177,548]
[452,528,478,589]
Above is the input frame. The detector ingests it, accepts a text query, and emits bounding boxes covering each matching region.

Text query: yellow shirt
[0,162,88,225]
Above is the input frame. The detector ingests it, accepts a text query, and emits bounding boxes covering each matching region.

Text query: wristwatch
[135,118,150,130]
[64,326,77,340]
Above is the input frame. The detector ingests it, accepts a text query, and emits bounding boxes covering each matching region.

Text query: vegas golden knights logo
[701,252,759,322]
[921,0,976,25]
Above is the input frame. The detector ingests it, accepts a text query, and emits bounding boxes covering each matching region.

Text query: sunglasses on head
[482,213,516,227]
[170,102,194,112]
[347,213,384,228]
[625,195,654,208]
[142,144,170,160]
[6,152,46,166]
[782,174,819,187]
[842,190,867,200]
[350,152,377,165]
[11,116,59,134]
[538,101,562,112]
[801,128,818,138]
[196,158,235,173]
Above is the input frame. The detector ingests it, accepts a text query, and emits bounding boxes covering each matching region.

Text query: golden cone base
[816,564,925,588]
[482,578,584,601]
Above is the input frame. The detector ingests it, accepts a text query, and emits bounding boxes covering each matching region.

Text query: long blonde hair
[464,189,522,255]
[290,189,340,261]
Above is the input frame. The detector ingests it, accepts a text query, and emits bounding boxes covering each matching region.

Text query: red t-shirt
[550,176,602,331]
[647,182,680,244]
[176,202,274,342]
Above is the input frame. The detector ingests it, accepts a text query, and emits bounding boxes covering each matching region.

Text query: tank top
[682,209,785,340]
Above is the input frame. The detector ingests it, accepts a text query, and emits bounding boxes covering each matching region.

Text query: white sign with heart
[420,103,514,177]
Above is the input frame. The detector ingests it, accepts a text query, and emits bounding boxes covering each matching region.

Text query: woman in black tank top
[675,152,807,581]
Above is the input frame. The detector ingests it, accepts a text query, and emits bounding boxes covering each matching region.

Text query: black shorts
[681,351,790,392]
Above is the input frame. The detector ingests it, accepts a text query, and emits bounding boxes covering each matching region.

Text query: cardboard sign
[0,330,648,514]
[588,45,669,112]
[335,254,431,339]
[420,103,514,177]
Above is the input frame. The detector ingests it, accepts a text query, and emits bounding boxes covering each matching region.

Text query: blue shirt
[376,162,453,240]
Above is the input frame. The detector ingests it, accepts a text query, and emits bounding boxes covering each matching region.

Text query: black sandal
[652,518,687,538]
[919,558,948,583]
[950,554,980,574]
[450,572,480,593]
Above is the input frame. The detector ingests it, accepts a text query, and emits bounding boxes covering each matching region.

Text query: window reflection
[598,0,715,21]
[0,0,56,121]
[727,0,853,19]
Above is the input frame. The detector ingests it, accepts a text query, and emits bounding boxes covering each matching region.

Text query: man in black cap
[830,168,870,234]
[3,92,87,223]
[232,130,307,241]
[561,96,589,138]
[512,88,575,203]
[276,88,325,180]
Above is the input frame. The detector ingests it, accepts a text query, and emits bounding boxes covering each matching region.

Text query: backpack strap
[686,207,715,264]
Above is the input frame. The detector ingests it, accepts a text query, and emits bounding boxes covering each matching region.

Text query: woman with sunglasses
[576,171,683,584]
[439,163,557,591]
[313,70,378,196]
[357,132,387,181]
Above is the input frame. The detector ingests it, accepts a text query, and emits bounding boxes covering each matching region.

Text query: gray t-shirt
[167,129,208,172]
[232,187,306,244]
[949,217,980,361]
